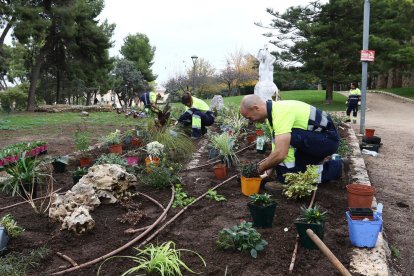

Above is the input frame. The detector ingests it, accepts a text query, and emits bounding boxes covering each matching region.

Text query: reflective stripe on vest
[308,106,329,132]
[192,114,202,130]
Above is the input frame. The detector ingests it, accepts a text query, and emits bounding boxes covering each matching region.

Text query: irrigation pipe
[305,229,352,276]
[0,188,63,211]
[288,189,318,274]
[56,252,78,267]
[182,143,255,172]
[135,174,238,249]
[51,186,175,275]
[124,192,166,234]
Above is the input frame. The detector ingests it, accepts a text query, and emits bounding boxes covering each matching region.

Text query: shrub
[74,130,90,153]
[172,184,195,208]
[238,162,260,178]
[95,154,128,167]
[0,214,25,238]
[0,85,28,111]
[283,165,319,199]
[141,163,180,189]
[216,221,268,258]
[249,193,275,207]
[73,167,88,177]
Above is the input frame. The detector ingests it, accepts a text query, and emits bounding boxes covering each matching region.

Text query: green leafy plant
[216,221,268,258]
[141,164,180,189]
[390,245,400,259]
[173,184,195,208]
[209,133,238,167]
[238,162,260,178]
[0,247,50,276]
[296,204,327,224]
[146,141,165,158]
[2,154,40,196]
[337,138,351,157]
[74,130,90,153]
[0,214,25,238]
[73,166,88,177]
[98,241,206,276]
[206,189,226,202]
[102,130,122,145]
[95,154,128,167]
[249,193,275,207]
[283,165,319,199]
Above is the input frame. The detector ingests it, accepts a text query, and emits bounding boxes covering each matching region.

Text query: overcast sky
[99,0,327,87]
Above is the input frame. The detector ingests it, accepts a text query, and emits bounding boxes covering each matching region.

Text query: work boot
[264,181,284,195]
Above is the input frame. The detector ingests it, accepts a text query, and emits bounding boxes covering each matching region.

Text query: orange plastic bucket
[241,176,262,196]
[145,157,160,173]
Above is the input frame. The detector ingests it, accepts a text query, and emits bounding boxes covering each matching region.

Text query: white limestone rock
[61,206,95,234]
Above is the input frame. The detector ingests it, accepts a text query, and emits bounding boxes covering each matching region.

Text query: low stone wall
[368,90,414,103]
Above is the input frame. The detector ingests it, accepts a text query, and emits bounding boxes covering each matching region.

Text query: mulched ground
[0,125,355,276]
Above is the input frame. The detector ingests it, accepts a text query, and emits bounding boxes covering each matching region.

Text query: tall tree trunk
[0,21,14,46]
[27,45,50,111]
[56,69,61,104]
[86,91,92,106]
[325,79,333,104]
[377,73,388,88]
[408,70,414,87]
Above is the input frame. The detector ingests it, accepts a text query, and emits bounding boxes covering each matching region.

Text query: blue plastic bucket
[0,227,10,255]
[346,211,382,248]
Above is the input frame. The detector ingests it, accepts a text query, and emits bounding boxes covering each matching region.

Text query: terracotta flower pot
[131,137,143,147]
[109,143,123,155]
[240,176,262,196]
[79,157,92,167]
[365,128,375,138]
[213,163,227,180]
[346,183,375,208]
[256,129,264,136]
[246,133,257,144]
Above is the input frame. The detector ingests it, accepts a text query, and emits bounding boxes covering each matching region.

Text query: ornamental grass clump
[209,133,238,167]
[98,241,206,276]
[283,165,319,199]
[216,221,268,258]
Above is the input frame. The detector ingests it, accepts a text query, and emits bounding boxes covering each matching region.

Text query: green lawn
[379,87,414,99]
[0,112,137,130]
[205,90,347,111]
[0,90,346,130]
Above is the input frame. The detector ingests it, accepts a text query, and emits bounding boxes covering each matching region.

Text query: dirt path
[354,92,414,275]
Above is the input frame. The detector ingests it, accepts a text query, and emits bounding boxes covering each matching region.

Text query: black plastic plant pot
[208,148,220,159]
[0,226,10,255]
[19,180,38,199]
[52,161,67,173]
[294,221,325,250]
[248,202,277,228]
[72,175,83,185]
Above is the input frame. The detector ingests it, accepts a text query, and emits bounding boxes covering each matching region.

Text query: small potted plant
[213,162,227,180]
[145,141,164,170]
[209,133,238,168]
[102,130,123,155]
[0,214,25,255]
[122,129,135,145]
[283,165,319,199]
[294,204,327,249]
[238,162,262,196]
[74,130,92,167]
[72,167,88,184]
[248,193,277,228]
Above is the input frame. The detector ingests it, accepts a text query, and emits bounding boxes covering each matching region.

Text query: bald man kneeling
[240,95,341,184]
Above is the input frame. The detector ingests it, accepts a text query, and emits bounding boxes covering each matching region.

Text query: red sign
[360,50,375,61]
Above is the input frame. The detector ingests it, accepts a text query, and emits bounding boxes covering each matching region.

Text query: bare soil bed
[0,126,355,276]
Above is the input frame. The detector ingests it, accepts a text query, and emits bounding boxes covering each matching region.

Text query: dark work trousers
[275,127,340,184]
[346,98,359,117]
[178,108,215,138]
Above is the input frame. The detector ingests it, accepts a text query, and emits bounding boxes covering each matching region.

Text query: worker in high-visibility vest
[138,91,161,114]
[240,94,341,184]
[177,92,215,139]
[346,82,361,124]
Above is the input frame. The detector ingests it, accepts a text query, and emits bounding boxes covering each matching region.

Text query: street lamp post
[191,55,198,92]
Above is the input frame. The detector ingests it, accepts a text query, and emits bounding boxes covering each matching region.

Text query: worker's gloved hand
[358,101,361,106]
[260,168,274,179]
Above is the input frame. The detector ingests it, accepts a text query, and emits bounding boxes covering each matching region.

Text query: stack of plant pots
[360,128,382,152]
[0,141,48,169]
[346,183,382,248]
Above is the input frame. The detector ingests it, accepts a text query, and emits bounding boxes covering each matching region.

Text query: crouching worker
[139,91,162,114]
[240,95,341,184]
[177,92,215,139]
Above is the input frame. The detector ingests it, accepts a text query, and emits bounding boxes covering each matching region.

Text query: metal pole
[192,65,196,92]
[360,0,370,134]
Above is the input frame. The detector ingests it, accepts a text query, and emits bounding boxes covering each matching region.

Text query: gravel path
[354,92,414,275]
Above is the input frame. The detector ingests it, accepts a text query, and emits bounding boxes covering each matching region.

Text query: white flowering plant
[146,141,164,158]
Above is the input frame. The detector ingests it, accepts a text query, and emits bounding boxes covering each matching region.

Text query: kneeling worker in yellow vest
[177,92,215,139]
[240,94,341,184]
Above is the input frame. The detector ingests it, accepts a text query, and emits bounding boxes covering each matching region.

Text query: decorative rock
[61,206,95,234]
[80,111,89,116]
